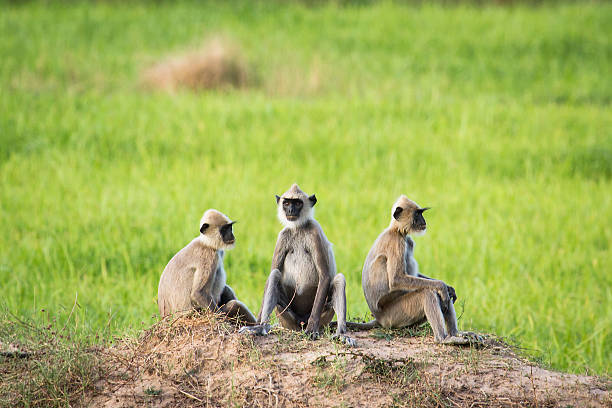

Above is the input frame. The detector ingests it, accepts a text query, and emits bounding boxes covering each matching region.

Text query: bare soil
[89,313,610,408]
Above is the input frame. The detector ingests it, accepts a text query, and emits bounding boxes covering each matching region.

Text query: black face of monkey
[219,222,236,244]
[281,198,304,221]
[412,208,429,231]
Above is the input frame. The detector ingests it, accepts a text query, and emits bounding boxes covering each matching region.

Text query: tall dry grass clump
[142,37,251,92]
[0,307,106,408]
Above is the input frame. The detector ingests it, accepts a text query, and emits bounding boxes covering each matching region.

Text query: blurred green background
[1,1,610,375]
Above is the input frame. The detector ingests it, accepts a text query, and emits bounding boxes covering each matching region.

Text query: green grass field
[1,1,610,376]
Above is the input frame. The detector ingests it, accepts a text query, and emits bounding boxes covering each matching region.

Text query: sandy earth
[89,314,610,408]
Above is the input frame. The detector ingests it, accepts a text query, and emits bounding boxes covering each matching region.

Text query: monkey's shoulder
[169,238,219,269]
[373,229,408,251]
[189,237,220,255]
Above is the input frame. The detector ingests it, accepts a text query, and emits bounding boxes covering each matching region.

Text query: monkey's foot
[238,324,271,336]
[332,334,357,347]
[458,331,486,346]
[440,335,470,346]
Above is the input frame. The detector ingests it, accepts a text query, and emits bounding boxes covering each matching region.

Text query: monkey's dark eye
[296,201,303,208]
[283,201,290,207]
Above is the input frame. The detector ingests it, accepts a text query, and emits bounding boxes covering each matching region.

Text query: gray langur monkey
[239,184,355,346]
[360,196,473,345]
[157,209,257,324]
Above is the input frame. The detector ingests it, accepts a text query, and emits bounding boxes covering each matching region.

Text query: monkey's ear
[309,194,317,206]
[200,223,209,234]
[275,195,281,204]
[393,207,403,220]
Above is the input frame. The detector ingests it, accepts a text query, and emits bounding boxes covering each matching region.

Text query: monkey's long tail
[329,320,380,331]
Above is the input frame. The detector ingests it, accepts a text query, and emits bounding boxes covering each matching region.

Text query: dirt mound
[89,312,610,408]
[142,37,251,92]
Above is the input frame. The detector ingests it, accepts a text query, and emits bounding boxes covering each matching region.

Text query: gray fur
[157,209,256,324]
[361,196,471,345]
[240,184,355,346]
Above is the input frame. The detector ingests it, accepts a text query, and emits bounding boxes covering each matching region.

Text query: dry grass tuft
[0,307,106,408]
[142,37,251,92]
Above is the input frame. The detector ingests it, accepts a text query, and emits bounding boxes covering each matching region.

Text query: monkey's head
[276,183,317,228]
[199,209,237,250]
[390,195,430,236]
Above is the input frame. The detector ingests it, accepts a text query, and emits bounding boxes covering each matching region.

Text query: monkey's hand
[305,318,320,340]
[435,281,450,306]
[447,285,457,304]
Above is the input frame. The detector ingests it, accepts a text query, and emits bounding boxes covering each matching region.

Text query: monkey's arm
[306,232,332,335]
[386,255,450,304]
[408,240,453,300]
[418,272,456,303]
[190,258,221,312]
[270,230,289,271]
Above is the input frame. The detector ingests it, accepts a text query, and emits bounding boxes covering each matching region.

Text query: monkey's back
[362,229,405,314]
[157,239,201,317]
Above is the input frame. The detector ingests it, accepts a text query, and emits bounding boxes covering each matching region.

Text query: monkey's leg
[422,290,452,343]
[221,300,257,325]
[441,294,459,336]
[258,269,282,324]
[427,292,468,345]
[375,291,425,329]
[439,297,483,345]
[328,274,356,347]
[239,269,282,336]
[376,292,468,345]
[219,285,237,307]
[331,274,347,334]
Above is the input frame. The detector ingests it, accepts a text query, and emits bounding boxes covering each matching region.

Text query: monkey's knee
[221,300,237,316]
[219,285,237,306]
[332,273,346,288]
[268,269,282,284]
[223,300,257,324]
[331,273,347,300]
[425,289,444,307]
